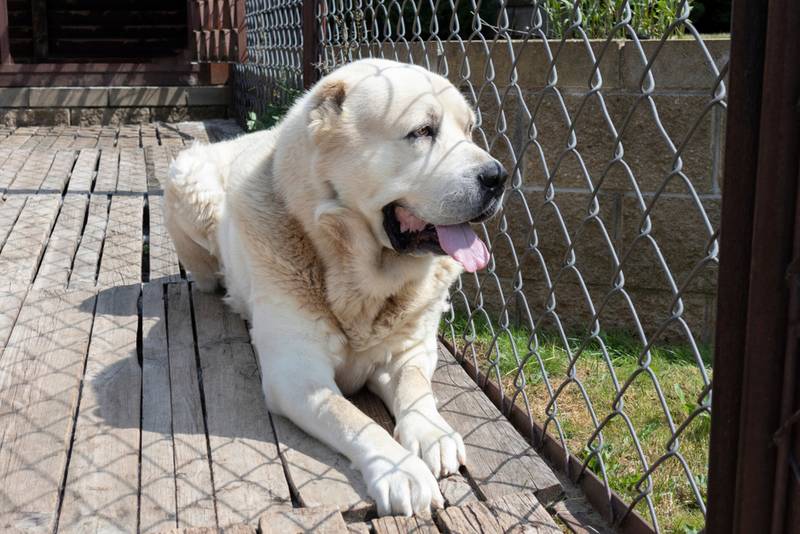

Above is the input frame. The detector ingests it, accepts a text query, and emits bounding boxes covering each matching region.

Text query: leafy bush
[542,0,690,39]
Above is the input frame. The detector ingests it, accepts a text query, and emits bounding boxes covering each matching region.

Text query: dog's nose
[478,161,509,191]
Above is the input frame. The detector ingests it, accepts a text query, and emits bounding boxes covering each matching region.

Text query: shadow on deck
[0,121,612,534]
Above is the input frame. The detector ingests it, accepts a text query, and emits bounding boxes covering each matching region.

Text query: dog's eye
[409,126,432,139]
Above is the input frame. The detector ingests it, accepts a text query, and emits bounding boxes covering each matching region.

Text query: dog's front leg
[368,344,466,479]
[250,310,443,516]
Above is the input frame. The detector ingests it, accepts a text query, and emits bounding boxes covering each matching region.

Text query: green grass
[442,311,711,534]
[542,0,690,39]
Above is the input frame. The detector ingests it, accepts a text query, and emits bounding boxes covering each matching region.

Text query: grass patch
[442,311,711,534]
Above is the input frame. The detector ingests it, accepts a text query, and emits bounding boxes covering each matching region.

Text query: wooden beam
[0,0,11,63]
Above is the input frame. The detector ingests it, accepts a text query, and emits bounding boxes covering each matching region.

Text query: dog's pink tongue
[435,224,490,273]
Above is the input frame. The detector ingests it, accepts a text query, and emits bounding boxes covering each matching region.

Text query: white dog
[164,58,507,516]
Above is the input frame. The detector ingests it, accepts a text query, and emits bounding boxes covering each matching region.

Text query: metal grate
[234,1,728,531]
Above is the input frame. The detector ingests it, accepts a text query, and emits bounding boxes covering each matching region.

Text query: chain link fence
[232,0,304,125]
[233,1,728,531]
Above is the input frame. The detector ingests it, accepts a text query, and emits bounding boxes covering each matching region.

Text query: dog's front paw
[394,411,466,478]
[360,443,444,516]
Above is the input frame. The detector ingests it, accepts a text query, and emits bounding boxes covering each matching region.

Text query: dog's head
[306,59,507,273]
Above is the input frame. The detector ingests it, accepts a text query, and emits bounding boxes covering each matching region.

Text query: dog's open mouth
[382,203,491,273]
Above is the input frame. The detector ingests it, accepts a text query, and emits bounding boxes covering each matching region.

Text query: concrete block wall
[0,86,231,126]
[441,38,729,344]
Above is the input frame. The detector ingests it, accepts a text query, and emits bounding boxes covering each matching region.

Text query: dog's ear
[309,80,347,136]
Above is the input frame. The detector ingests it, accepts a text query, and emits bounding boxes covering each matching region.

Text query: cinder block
[621,38,730,91]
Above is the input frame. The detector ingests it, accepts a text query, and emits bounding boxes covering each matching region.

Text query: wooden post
[236,0,246,63]
[31,0,48,59]
[0,0,11,64]
[302,0,318,89]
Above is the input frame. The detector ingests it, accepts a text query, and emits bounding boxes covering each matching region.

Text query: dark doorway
[8,0,188,63]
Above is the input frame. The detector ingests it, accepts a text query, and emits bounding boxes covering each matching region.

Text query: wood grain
[97,195,143,288]
[257,506,349,534]
[7,149,56,191]
[140,282,179,534]
[145,145,173,192]
[167,283,217,528]
[0,150,33,191]
[191,287,292,526]
[94,149,120,193]
[148,195,181,283]
[0,195,61,291]
[372,514,439,534]
[0,289,96,533]
[33,195,87,290]
[59,284,142,533]
[69,194,108,288]
[66,149,100,194]
[117,147,148,193]
[433,345,562,505]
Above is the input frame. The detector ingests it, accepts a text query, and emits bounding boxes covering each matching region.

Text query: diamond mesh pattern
[234,2,726,531]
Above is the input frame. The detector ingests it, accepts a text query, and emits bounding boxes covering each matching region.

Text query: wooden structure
[0,0,244,86]
[0,121,606,533]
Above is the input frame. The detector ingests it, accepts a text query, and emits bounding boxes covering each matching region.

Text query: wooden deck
[0,122,570,534]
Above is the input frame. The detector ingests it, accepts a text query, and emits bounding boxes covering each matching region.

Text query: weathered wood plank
[142,124,160,147]
[167,283,217,528]
[372,515,439,534]
[71,129,100,149]
[271,413,373,517]
[6,149,55,191]
[177,122,210,144]
[117,147,148,193]
[487,491,560,533]
[66,149,100,194]
[39,149,76,193]
[257,506,349,534]
[117,125,141,149]
[433,345,562,505]
[148,195,182,283]
[97,126,118,149]
[33,195,87,290]
[97,195,143,288]
[0,134,32,150]
[0,150,32,191]
[145,145,173,192]
[435,500,503,533]
[0,195,61,292]
[94,149,120,194]
[0,290,25,353]
[0,196,27,252]
[0,197,28,351]
[435,493,560,534]
[140,282,178,534]
[157,122,185,147]
[59,284,142,533]
[191,288,292,527]
[69,195,108,288]
[0,289,96,533]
